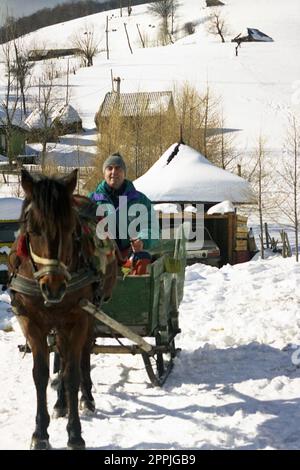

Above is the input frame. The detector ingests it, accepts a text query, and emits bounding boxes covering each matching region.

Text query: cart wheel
[142,327,179,387]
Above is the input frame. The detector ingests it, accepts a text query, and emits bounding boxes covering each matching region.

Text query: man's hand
[130,238,144,253]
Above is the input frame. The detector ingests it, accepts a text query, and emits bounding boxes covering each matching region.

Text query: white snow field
[1,256,300,450]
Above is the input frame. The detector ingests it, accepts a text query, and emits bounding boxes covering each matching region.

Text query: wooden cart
[81,235,186,387]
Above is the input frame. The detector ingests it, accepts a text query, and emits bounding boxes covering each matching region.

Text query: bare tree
[72,25,100,67]
[148,0,180,40]
[276,115,300,261]
[0,24,21,166]
[174,82,220,161]
[127,1,132,16]
[34,64,61,170]
[12,42,34,116]
[246,136,271,259]
[212,109,239,170]
[206,8,230,43]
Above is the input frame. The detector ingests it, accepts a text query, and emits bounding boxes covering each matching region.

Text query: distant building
[28,48,81,61]
[95,90,176,130]
[206,0,225,6]
[0,118,29,160]
[232,28,274,43]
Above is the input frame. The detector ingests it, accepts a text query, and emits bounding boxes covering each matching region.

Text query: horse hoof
[80,398,95,414]
[52,407,68,419]
[67,437,85,450]
[30,438,51,450]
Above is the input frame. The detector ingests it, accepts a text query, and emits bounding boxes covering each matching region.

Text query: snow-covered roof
[0,197,23,220]
[25,104,82,130]
[207,200,235,214]
[52,104,82,125]
[134,143,255,203]
[247,28,273,42]
[24,109,52,130]
[0,110,29,131]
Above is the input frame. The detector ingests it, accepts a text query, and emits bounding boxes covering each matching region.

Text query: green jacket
[88,180,159,251]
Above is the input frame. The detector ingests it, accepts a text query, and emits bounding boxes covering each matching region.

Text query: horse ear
[62,169,78,194]
[21,169,34,199]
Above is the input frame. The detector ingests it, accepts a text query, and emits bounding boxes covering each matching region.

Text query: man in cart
[88,153,160,275]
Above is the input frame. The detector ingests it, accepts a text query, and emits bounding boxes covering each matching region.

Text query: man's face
[104,164,125,190]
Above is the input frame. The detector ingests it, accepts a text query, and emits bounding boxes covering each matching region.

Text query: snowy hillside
[1,0,299,155]
[0,0,300,451]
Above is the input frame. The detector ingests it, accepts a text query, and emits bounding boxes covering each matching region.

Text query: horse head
[21,169,78,305]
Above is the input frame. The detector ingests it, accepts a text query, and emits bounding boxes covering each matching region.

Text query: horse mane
[22,175,75,239]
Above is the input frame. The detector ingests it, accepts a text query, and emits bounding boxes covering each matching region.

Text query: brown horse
[8,169,117,450]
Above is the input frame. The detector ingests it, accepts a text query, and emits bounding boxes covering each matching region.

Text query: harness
[8,198,114,305]
[9,270,100,298]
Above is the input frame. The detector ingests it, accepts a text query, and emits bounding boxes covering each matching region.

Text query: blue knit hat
[102,153,126,174]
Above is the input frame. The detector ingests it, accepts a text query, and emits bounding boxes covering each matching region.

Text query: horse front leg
[52,353,68,418]
[62,320,88,450]
[64,355,85,450]
[80,323,95,415]
[26,324,50,450]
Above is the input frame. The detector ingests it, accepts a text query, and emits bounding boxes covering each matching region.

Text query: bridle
[29,235,72,283]
[24,203,74,303]
[9,199,106,307]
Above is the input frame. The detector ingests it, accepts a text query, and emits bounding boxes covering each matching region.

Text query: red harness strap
[16,234,29,259]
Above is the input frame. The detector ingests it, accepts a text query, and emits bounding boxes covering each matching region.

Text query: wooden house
[95,90,176,130]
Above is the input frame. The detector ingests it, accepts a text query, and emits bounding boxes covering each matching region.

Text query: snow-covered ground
[0,0,300,450]
[1,256,300,450]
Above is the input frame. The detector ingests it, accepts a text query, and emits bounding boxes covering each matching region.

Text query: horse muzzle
[40,278,68,306]
[34,265,71,306]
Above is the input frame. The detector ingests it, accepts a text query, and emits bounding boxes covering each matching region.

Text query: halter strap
[29,243,72,281]
[29,243,68,270]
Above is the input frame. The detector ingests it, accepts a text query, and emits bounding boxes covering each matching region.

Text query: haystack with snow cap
[52,103,83,134]
[25,104,82,142]
[24,108,56,143]
[134,143,255,204]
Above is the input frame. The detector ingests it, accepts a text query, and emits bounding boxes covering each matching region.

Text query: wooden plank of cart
[81,230,186,387]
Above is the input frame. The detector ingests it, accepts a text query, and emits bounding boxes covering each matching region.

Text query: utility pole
[66,58,70,105]
[106,16,109,60]
[136,24,145,48]
[124,23,133,54]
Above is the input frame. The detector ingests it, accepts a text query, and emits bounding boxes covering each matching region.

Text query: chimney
[113,76,121,95]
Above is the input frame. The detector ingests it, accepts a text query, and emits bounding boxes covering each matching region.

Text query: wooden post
[106,16,109,60]
[111,69,114,91]
[127,0,132,16]
[237,163,241,176]
[136,24,145,48]
[264,222,269,248]
[285,232,292,257]
[228,213,234,264]
[124,23,133,54]
[280,230,286,258]
[66,58,70,105]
